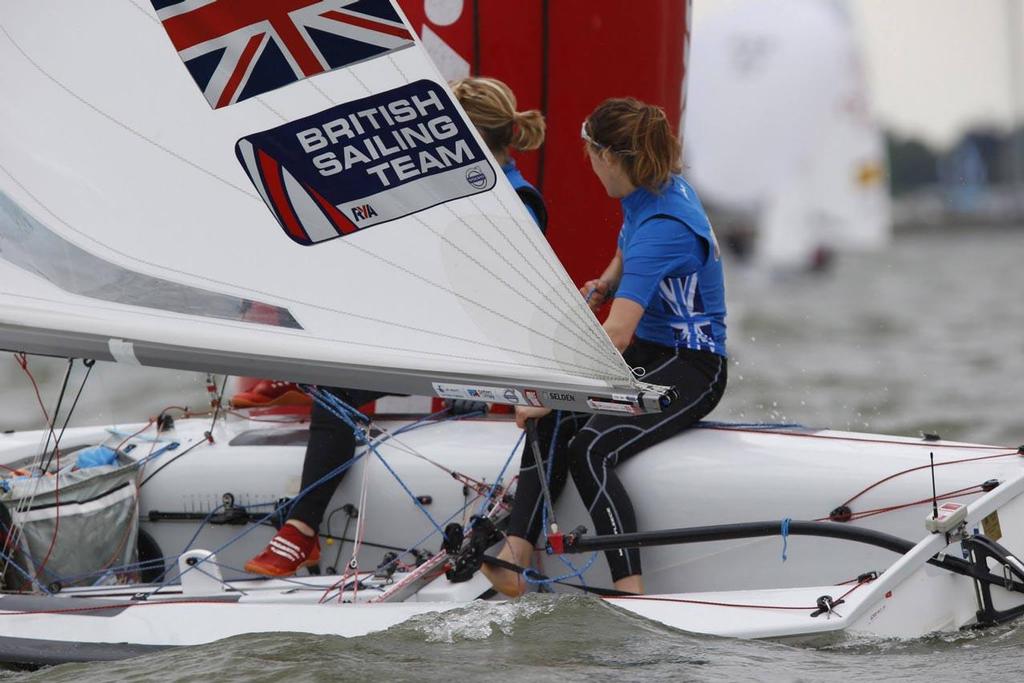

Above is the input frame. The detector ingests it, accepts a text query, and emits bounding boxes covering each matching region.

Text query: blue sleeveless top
[615,175,727,356]
[502,160,546,232]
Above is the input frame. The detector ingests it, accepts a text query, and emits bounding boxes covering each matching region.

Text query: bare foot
[480,536,533,597]
[614,574,643,595]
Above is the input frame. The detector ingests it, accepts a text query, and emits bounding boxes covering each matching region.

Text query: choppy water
[1,228,1023,681]
[4,596,1024,682]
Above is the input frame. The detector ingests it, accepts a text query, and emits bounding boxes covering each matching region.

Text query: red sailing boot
[231,380,312,409]
[244,524,321,577]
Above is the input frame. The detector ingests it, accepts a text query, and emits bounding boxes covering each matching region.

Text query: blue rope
[83,406,468,588]
[302,386,448,536]
[0,546,51,594]
[522,552,599,586]
[473,431,524,522]
[372,449,446,535]
[529,411,597,587]
[50,556,174,587]
[539,410,563,536]
[20,404,474,592]
[781,517,791,562]
[133,440,181,466]
[146,451,368,593]
[179,504,225,554]
[149,388,471,591]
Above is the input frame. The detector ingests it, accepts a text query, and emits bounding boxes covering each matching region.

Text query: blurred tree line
[886,125,1024,196]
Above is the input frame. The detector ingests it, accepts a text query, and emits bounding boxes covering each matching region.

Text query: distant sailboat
[684,0,891,271]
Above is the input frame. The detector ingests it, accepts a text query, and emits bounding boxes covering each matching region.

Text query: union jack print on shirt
[151,0,415,108]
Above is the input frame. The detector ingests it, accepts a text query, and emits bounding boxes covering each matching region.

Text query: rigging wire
[5,356,80,582]
[205,375,229,443]
[40,359,96,472]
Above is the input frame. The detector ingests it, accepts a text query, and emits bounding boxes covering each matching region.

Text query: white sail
[0,1,655,413]
[685,0,891,269]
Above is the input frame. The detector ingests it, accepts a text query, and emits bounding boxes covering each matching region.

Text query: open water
[1,228,1023,681]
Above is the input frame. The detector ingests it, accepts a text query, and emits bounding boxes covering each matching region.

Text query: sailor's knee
[566,434,606,477]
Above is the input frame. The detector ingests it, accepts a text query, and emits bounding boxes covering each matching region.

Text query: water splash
[401,595,561,643]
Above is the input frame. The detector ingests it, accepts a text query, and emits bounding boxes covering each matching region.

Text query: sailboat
[684,0,891,271]
[1,0,1023,666]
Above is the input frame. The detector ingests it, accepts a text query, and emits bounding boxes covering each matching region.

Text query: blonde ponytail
[511,109,545,151]
[450,77,546,155]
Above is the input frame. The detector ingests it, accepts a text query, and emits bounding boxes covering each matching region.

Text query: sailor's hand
[515,405,552,429]
[580,279,611,312]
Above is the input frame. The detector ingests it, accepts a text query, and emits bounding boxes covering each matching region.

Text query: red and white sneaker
[244,524,321,577]
[231,380,312,409]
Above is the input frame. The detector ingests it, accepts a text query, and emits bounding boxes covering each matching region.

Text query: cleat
[244,524,321,577]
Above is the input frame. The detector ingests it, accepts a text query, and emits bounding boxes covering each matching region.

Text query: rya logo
[351,204,379,222]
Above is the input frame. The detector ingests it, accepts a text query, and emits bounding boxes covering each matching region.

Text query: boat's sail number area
[236,80,497,245]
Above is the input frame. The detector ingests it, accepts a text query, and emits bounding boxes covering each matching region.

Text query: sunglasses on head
[580,120,606,150]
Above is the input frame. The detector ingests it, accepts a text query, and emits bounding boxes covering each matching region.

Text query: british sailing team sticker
[236,80,497,245]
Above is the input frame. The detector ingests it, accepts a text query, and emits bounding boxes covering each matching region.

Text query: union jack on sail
[151,0,415,108]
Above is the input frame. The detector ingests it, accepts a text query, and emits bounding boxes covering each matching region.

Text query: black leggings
[506,340,728,582]
[289,387,388,530]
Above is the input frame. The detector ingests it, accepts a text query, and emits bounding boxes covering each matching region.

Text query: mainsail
[0,1,659,413]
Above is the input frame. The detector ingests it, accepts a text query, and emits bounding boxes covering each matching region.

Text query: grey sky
[694,0,1024,148]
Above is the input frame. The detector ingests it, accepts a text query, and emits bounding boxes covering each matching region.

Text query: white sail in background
[0,2,650,413]
[685,0,891,270]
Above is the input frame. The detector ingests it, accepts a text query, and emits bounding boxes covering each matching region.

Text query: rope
[606,574,875,612]
[780,518,791,562]
[0,393,492,594]
[526,412,599,588]
[302,387,447,535]
[474,431,524,520]
[205,375,229,443]
[819,485,988,523]
[835,452,1019,509]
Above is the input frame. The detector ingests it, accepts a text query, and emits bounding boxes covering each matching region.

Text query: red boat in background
[399,0,690,284]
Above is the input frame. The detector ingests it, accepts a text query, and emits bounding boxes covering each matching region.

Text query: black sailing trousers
[289,387,387,530]
[506,339,728,582]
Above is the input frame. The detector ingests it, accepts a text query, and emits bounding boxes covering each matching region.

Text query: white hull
[1,415,1023,662]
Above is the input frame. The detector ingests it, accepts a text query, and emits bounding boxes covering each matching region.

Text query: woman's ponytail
[450,77,546,156]
[511,109,546,151]
[584,98,680,192]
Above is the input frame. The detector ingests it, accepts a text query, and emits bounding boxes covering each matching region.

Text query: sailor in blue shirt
[502,158,547,232]
[484,98,728,598]
[451,77,548,233]
[244,78,549,579]
[615,173,726,354]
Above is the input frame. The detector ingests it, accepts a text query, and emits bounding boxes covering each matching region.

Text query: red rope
[704,424,1016,451]
[836,452,1017,509]
[13,353,51,425]
[12,353,64,577]
[819,485,987,523]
